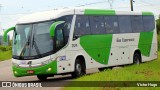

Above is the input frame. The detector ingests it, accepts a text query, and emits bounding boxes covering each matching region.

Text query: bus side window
[57,15,73,44]
[131,15,144,33]
[118,15,132,33]
[56,28,65,48]
[104,16,119,34]
[89,16,105,34]
[74,15,91,39]
[143,16,155,32]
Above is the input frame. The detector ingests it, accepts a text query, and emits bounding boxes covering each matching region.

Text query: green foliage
[156,16,160,34]
[9,40,12,46]
[0,50,12,61]
[158,35,160,51]
[0,46,12,52]
[0,45,12,61]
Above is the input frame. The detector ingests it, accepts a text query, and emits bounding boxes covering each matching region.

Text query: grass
[63,52,160,90]
[0,45,12,61]
[0,50,12,61]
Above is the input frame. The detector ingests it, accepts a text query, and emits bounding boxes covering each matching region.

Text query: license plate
[27,70,34,74]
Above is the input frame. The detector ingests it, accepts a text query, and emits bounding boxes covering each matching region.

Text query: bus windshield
[13,21,54,60]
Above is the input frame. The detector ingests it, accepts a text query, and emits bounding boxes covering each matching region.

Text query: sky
[0,0,160,36]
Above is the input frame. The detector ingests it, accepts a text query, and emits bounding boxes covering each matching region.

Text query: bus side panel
[150,28,158,60]
[68,38,107,72]
[80,34,113,65]
[108,33,140,66]
[141,29,158,62]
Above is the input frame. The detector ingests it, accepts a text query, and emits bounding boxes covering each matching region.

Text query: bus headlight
[14,71,18,74]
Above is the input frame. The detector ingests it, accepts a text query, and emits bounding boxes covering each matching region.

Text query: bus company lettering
[116,38,135,42]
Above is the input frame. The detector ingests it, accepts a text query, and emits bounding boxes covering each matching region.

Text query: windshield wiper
[19,35,31,59]
[14,30,18,45]
[32,33,42,58]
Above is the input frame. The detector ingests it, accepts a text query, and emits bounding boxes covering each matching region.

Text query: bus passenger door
[54,24,71,73]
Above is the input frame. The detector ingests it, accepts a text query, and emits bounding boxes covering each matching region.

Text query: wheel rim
[136,57,140,64]
[76,63,82,75]
[135,54,140,64]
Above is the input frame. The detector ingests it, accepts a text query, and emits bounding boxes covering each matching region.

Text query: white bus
[4,9,157,80]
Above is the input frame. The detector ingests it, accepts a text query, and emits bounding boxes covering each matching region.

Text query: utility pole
[108,0,114,9]
[130,0,134,11]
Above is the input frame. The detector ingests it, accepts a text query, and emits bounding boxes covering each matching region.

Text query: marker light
[47,68,52,72]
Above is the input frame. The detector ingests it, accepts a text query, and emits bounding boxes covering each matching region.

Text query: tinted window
[56,29,65,48]
[74,15,91,36]
[131,15,144,32]
[13,25,32,56]
[118,15,132,33]
[89,16,106,34]
[58,15,73,43]
[104,16,119,34]
[143,16,155,32]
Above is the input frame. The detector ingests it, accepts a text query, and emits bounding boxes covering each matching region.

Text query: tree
[156,15,160,34]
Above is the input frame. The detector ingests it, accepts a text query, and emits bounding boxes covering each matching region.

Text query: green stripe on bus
[80,34,113,65]
[138,31,154,57]
[142,12,154,16]
[84,9,116,15]
[13,60,57,77]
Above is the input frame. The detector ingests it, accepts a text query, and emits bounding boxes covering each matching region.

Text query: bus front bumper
[12,61,57,77]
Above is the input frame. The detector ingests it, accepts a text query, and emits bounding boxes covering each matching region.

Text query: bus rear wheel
[133,53,141,65]
[37,75,47,81]
[98,67,108,71]
[72,59,86,78]
[98,67,112,72]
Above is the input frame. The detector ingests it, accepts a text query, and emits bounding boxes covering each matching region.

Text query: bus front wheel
[72,59,86,78]
[37,75,47,81]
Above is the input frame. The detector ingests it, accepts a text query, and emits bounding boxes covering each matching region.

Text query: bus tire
[37,75,47,81]
[98,67,112,71]
[133,53,141,65]
[72,59,85,78]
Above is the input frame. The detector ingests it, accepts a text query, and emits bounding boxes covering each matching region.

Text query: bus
[3,9,157,80]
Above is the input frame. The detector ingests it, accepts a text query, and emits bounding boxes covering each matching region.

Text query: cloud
[0,14,24,37]
[0,0,159,37]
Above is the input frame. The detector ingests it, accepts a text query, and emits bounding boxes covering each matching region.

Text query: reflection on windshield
[30,21,53,57]
[13,25,32,57]
[13,21,54,60]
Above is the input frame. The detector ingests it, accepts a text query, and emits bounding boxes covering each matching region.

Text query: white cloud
[0,0,159,37]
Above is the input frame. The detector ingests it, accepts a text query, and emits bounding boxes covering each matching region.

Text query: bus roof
[17,8,154,24]
[17,9,74,24]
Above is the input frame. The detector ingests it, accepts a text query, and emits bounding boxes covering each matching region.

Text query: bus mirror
[73,35,80,40]
[3,27,15,42]
[50,21,65,37]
